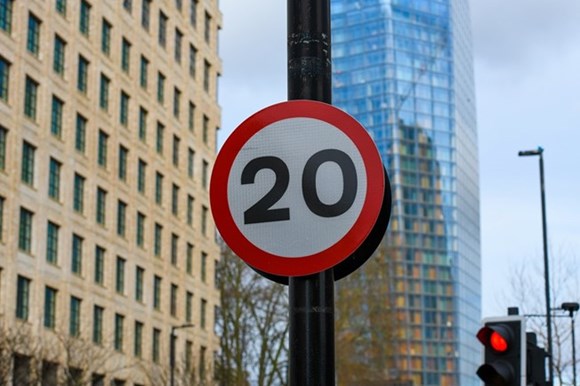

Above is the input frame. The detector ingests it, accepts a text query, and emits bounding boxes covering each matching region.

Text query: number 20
[241,149,358,224]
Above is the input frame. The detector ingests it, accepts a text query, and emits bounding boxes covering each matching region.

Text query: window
[153,275,161,310]
[94,246,105,285]
[135,266,144,302]
[56,0,67,16]
[99,74,110,110]
[75,114,87,153]
[187,195,194,226]
[96,187,107,225]
[0,125,6,170]
[154,223,162,257]
[189,44,197,78]
[0,56,9,102]
[123,0,132,12]
[0,0,13,33]
[134,321,143,358]
[175,28,183,63]
[189,0,197,27]
[46,221,59,264]
[70,296,81,337]
[200,299,207,329]
[27,13,41,56]
[44,287,57,329]
[48,157,61,200]
[204,12,211,43]
[16,275,31,320]
[0,196,4,241]
[188,102,195,131]
[203,60,211,93]
[202,159,209,189]
[136,212,145,247]
[19,207,33,253]
[202,115,209,144]
[120,91,129,127]
[170,284,178,317]
[53,35,66,75]
[172,135,180,166]
[24,76,39,120]
[101,19,111,55]
[157,72,165,103]
[50,96,64,138]
[21,141,35,185]
[188,148,195,178]
[116,200,127,237]
[201,205,208,236]
[139,106,148,142]
[141,0,151,30]
[201,251,207,282]
[137,159,146,193]
[114,313,124,352]
[156,121,164,154]
[158,11,167,47]
[79,0,91,36]
[186,291,193,322]
[93,305,104,344]
[71,234,83,274]
[139,56,148,89]
[118,145,128,181]
[186,243,193,275]
[98,130,108,167]
[77,55,89,93]
[155,172,163,205]
[152,328,160,363]
[73,173,85,213]
[175,0,183,11]
[171,233,178,266]
[116,256,126,294]
[173,87,181,118]
[171,184,179,215]
[42,361,58,386]
[121,38,131,73]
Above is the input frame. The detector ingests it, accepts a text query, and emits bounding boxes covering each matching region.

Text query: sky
[216,0,580,318]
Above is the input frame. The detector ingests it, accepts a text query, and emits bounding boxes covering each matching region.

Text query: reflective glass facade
[331,0,480,385]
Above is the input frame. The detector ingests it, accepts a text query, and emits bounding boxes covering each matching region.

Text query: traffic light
[476,316,525,386]
[526,332,547,386]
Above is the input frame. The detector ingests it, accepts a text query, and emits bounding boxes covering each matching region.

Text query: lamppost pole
[170,323,195,386]
[561,303,579,386]
[519,147,553,386]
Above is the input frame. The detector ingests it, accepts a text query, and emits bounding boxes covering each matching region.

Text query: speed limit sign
[210,100,389,277]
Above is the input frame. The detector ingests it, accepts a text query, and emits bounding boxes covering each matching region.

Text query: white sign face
[210,100,385,277]
[227,117,367,257]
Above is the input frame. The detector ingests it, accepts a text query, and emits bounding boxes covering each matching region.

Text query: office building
[332,0,480,385]
[0,0,221,384]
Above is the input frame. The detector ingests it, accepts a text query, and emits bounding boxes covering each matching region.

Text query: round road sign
[210,100,386,277]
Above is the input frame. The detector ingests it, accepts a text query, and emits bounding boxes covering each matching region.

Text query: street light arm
[518,147,543,157]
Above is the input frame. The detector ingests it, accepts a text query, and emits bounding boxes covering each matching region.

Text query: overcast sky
[217,0,580,318]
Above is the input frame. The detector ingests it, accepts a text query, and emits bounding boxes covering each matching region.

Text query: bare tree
[503,248,579,385]
[335,243,401,385]
[215,239,288,386]
[0,321,44,385]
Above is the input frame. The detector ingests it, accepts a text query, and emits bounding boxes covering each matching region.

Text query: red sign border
[210,100,385,277]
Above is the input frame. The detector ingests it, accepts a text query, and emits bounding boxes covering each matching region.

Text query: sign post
[287,1,333,385]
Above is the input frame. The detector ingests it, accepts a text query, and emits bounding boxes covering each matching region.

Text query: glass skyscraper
[331,0,480,385]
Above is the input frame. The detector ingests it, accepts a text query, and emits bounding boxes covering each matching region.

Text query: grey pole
[519,147,553,386]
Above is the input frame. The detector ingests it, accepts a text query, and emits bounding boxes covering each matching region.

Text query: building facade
[331,0,480,385]
[0,0,221,384]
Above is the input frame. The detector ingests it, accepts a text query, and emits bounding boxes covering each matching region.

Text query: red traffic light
[477,325,512,354]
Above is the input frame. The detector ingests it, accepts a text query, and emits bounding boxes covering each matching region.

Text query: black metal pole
[539,151,554,386]
[170,328,176,386]
[572,314,577,386]
[287,1,334,385]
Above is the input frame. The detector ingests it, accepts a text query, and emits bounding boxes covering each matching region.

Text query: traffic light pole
[287,1,335,385]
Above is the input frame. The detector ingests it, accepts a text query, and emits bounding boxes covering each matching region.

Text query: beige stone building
[0,0,222,384]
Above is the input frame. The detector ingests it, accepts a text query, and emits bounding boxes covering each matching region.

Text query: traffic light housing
[526,332,547,386]
[476,316,525,386]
